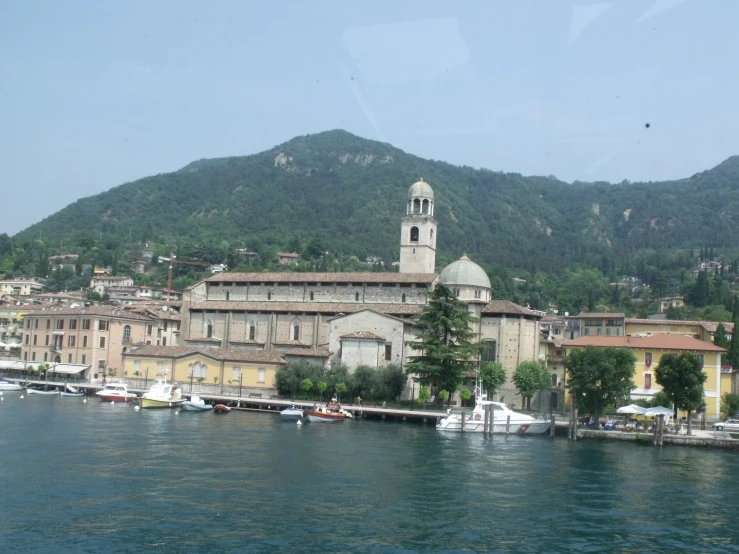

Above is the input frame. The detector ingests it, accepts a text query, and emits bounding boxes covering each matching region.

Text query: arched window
[401,293,406,303]
[422,199,429,214]
[206,319,213,338]
[309,291,314,301]
[413,198,421,213]
[551,373,558,387]
[291,319,301,341]
[430,228,434,242]
[249,324,256,340]
[267,291,272,300]
[355,292,360,301]
[410,226,419,242]
[122,325,131,343]
[225,291,230,301]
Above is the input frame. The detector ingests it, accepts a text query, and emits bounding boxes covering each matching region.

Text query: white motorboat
[437,381,550,435]
[26,386,61,395]
[60,385,84,397]
[0,377,23,391]
[96,382,138,403]
[139,379,183,409]
[280,405,306,419]
[180,395,213,412]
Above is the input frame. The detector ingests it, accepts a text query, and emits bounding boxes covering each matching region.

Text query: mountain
[16,130,739,272]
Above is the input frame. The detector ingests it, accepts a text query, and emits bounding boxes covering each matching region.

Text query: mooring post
[488,406,493,436]
[573,407,578,441]
[658,414,665,446]
[461,412,466,433]
[505,415,510,435]
[653,417,658,445]
[550,415,555,438]
[483,405,489,436]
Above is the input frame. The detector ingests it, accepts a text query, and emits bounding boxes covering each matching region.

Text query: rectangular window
[24,351,27,361]
[584,328,590,336]
[385,344,392,361]
[617,328,622,336]
[99,336,106,348]
[46,319,51,329]
[163,321,168,331]
[81,354,86,364]
[162,337,166,346]
[69,319,77,330]
[645,373,652,389]
[233,367,241,381]
[157,362,164,372]
[68,335,76,347]
[45,335,49,346]
[134,361,140,373]
[33,334,37,345]
[597,328,602,336]
[147,325,152,336]
[31,351,36,361]
[68,354,72,363]
[98,320,108,331]
[98,360,106,369]
[697,354,704,367]
[26,319,30,329]
[258,368,266,383]
[43,352,48,362]
[57,319,64,330]
[34,319,38,329]
[645,352,653,367]
[25,334,29,345]
[82,335,87,347]
[606,327,611,336]
[82,319,90,330]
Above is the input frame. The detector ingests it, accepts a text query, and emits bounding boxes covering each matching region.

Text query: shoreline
[578,429,739,450]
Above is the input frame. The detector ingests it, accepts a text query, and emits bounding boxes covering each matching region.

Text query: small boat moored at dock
[139,379,184,409]
[305,403,346,423]
[213,404,231,414]
[96,383,138,403]
[181,395,213,412]
[26,385,61,395]
[0,377,23,392]
[60,385,84,397]
[280,405,305,419]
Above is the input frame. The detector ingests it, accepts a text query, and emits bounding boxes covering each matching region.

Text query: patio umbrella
[645,406,674,417]
[616,404,648,415]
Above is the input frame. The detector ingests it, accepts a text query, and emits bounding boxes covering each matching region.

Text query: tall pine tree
[405,283,482,399]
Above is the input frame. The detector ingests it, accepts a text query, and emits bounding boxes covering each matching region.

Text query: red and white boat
[96,382,138,403]
[213,404,231,413]
[305,403,347,423]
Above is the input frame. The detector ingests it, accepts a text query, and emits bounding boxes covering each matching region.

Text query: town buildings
[89,275,134,295]
[0,279,43,296]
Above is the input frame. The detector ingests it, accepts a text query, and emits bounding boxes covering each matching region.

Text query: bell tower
[399,178,437,274]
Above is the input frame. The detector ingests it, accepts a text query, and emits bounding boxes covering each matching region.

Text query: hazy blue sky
[1,0,737,234]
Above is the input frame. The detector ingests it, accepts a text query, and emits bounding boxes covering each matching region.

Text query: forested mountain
[15,130,739,273]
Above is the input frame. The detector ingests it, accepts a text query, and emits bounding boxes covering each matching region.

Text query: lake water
[1,394,738,553]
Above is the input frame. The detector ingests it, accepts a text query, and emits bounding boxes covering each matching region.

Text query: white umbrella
[617,404,648,415]
[645,406,674,417]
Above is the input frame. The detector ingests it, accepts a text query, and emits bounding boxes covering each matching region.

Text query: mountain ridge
[15,130,739,273]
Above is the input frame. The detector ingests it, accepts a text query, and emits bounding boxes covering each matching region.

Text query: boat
[0,377,23,391]
[26,385,61,395]
[213,404,231,413]
[139,379,184,409]
[280,405,306,419]
[60,385,84,397]
[436,380,551,435]
[305,403,346,423]
[96,382,138,403]
[180,395,213,412]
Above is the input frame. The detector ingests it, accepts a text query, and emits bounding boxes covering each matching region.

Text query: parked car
[712,419,739,431]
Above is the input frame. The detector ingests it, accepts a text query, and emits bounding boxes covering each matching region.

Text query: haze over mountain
[17,130,739,272]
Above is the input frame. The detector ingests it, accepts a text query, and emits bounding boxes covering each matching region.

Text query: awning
[49,364,89,375]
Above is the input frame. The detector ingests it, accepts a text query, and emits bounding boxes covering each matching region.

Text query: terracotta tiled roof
[272,339,310,346]
[190,300,423,316]
[123,345,287,364]
[19,305,153,321]
[340,331,385,340]
[205,272,437,284]
[577,312,625,318]
[228,339,265,345]
[564,334,726,352]
[278,348,332,358]
[187,336,222,343]
[482,300,541,317]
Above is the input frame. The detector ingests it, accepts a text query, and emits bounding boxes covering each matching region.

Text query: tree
[720,393,739,420]
[479,362,506,400]
[654,352,707,435]
[438,390,449,406]
[317,381,327,402]
[405,284,482,397]
[714,322,729,349]
[512,361,549,410]
[418,386,430,404]
[300,378,313,399]
[459,388,472,405]
[335,382,347,402]
[566,347,636,428]
[727,318,739,370]
[689,270,710,307]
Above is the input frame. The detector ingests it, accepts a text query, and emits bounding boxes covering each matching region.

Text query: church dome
[439,255,491,289]
[408,178,434,199]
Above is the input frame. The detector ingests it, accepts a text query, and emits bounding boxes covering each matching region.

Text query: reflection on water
[1,395,737,553]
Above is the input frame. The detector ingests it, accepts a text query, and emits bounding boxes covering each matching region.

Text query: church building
[175,179,542,404]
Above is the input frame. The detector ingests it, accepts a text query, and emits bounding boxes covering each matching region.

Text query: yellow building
[564,334,727,419]
[658,296,685,313]
[625,318,734,343]
[122,345,286,394]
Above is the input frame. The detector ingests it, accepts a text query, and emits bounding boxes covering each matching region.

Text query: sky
[1,0,738,235]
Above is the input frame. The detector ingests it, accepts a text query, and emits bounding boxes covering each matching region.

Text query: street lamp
[239,372,243,398]
[411,382,415,411]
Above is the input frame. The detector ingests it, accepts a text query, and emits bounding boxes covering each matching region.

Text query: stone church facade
[180,179,541,403]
